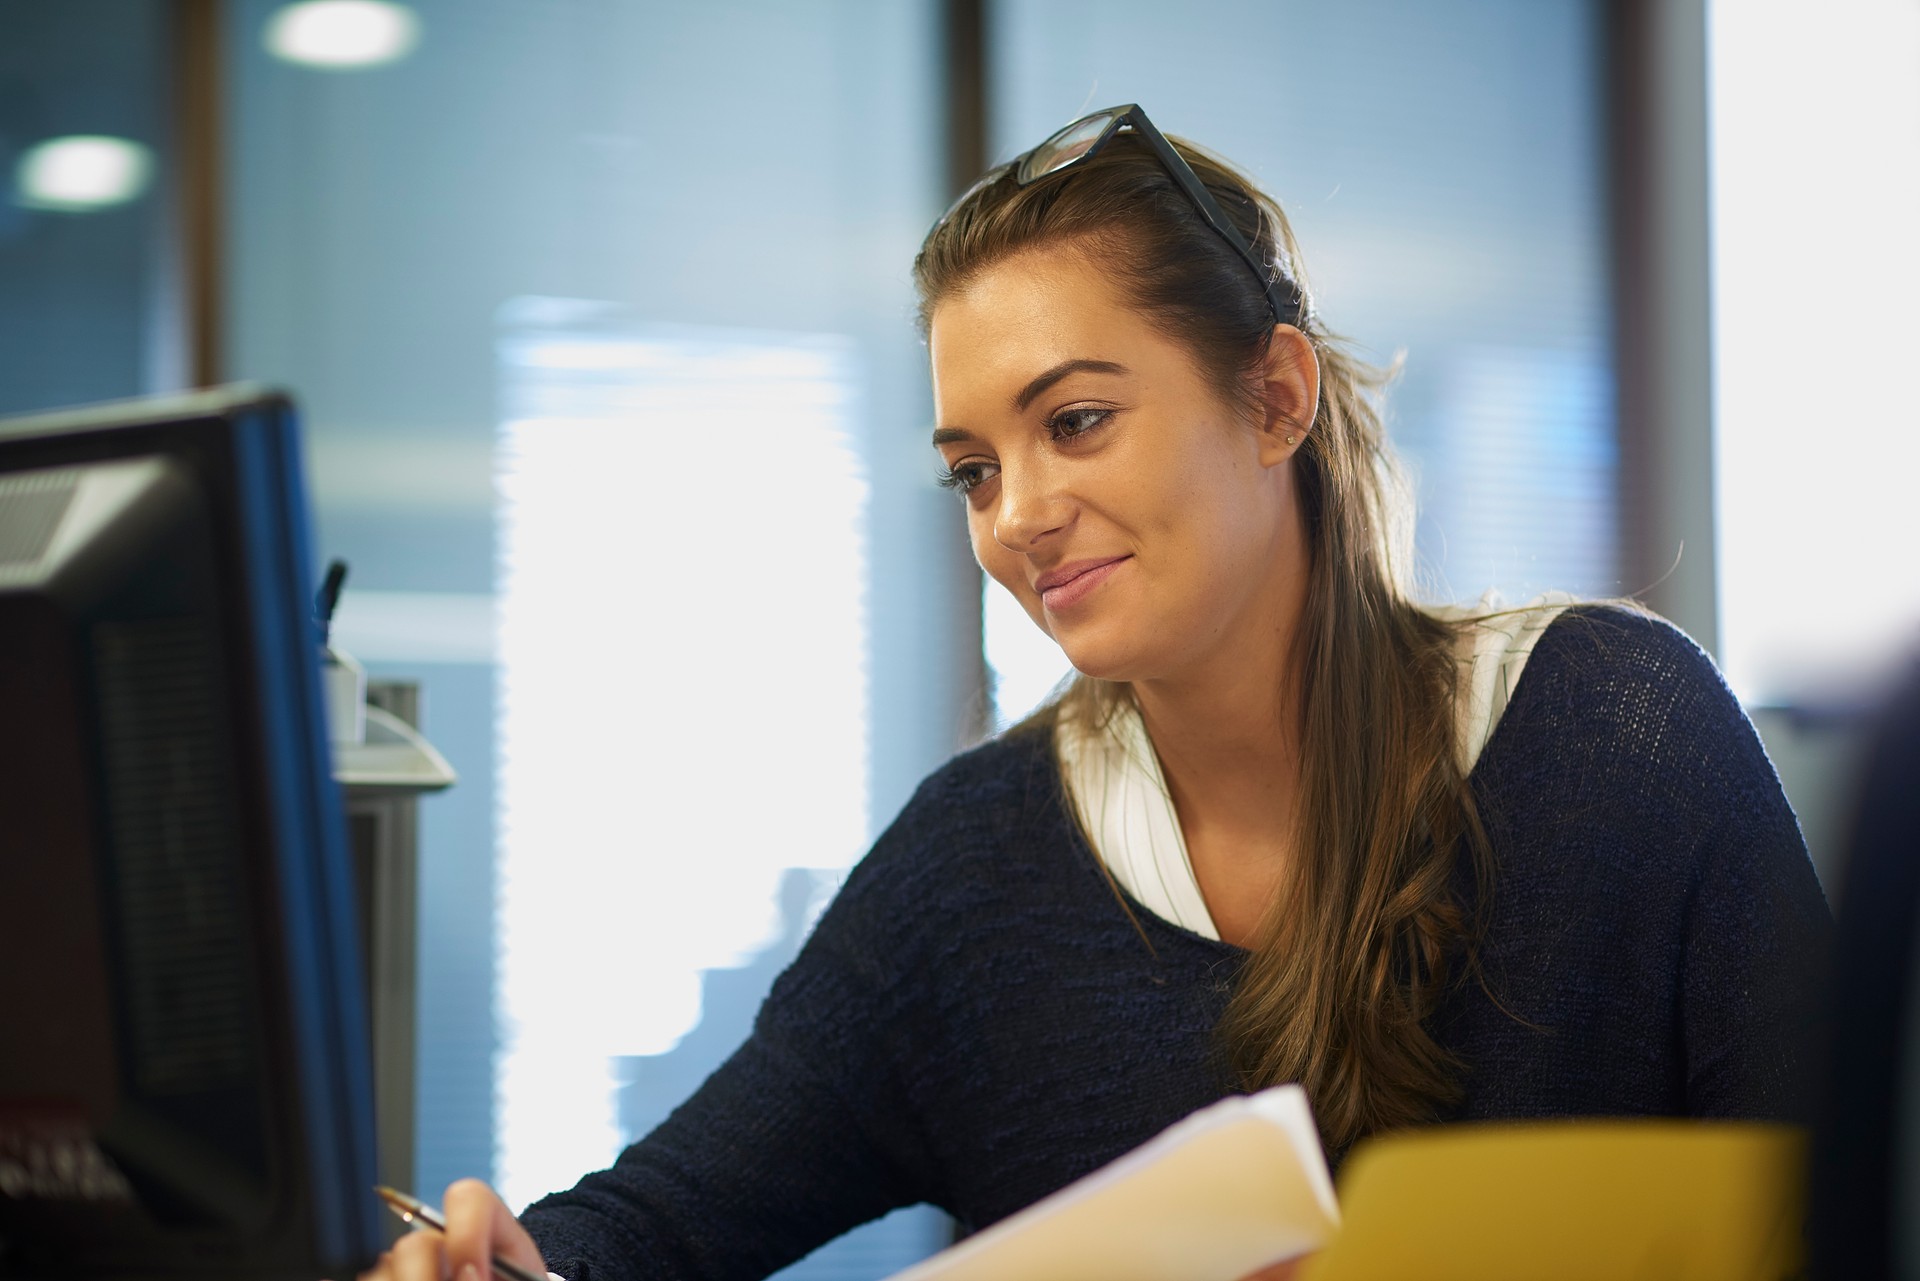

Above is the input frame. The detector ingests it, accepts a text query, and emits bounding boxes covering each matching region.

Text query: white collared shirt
[1054,592,1573,941]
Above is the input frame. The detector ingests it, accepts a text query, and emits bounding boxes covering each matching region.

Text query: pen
[315,558,348,647]
[374,1185,550,1281]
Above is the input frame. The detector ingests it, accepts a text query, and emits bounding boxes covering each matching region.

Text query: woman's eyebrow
[931,359,1131,446]
[1013,359,1128,410]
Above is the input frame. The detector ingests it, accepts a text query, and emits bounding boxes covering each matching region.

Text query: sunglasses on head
[942,104,1308,328]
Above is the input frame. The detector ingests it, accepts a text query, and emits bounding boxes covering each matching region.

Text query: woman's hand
[359,1179,550,1281]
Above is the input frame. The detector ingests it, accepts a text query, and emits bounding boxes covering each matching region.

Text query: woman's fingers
[441,1178,550,1281]
[357,1179,546,1281]
[375,1226,450,1281]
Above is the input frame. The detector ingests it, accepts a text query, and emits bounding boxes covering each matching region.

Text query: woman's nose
[991,461,1072,552]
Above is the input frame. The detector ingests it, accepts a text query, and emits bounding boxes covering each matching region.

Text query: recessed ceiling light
[14,136,154,212]
[264,0,421,70]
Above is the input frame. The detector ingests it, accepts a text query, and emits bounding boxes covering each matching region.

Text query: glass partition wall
[221,1,955,1275]
[0,0,178,413]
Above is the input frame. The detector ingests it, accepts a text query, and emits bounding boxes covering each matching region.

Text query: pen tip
[374,1185,414,1214]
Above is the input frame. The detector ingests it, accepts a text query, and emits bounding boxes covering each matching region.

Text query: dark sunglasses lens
[1017,110,1124,184]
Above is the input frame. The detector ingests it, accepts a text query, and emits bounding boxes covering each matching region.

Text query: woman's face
[929,247,1311,686]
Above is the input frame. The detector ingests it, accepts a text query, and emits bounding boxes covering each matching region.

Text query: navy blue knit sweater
[520,608,1831,1281]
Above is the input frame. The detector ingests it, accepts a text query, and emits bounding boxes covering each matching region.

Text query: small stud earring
[1285,434,1297,446]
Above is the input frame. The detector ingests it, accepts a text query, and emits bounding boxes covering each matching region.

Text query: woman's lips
[1038,556,1130,612]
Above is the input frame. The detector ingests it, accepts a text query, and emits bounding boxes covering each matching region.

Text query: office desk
[336,680,455,1197]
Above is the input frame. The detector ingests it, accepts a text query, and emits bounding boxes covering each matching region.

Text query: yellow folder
[1302,1121,1806,1281]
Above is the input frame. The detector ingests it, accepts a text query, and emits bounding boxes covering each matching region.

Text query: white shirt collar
[1054,592,1573,939]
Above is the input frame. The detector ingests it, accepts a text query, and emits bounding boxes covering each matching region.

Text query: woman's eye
[936,459,998,493]
[1048,407,1111,440]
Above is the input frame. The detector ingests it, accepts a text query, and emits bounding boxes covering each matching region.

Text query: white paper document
[883,1086,1340,1281]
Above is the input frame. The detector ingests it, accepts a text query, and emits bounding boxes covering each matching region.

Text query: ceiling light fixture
[14,136,154,212]
[264,0,421,70]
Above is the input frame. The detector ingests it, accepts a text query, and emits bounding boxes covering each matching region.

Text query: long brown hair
[913,132,1491,1154]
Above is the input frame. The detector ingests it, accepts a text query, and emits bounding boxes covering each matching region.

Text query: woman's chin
[1055,639,1151,685]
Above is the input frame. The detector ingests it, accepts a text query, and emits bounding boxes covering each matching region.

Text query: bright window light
[492,301,869,1211]
[1710,0,1920,703]
[984,573,1072,731]
[264,1,421,70]
[14,136,153,212]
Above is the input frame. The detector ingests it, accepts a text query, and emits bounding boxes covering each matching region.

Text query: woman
[367,106,1829,1281]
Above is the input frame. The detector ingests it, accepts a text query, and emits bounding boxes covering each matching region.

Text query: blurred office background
[1,0,1915,1275]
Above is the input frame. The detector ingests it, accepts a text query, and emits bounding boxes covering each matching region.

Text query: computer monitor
[0,388,384,1277]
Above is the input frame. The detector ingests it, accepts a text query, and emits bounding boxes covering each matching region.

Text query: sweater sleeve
[1552,609,1833,1119]
[1668,651,1834,1121]
[515,774,956,1281]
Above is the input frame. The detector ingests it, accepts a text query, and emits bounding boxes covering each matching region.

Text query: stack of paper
[884,1086,1339,1281]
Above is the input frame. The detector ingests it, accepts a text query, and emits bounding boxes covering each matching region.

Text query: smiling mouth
[1036,556,1130,610]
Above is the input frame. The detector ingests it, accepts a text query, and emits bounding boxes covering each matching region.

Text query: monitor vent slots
[92,616,256,1097]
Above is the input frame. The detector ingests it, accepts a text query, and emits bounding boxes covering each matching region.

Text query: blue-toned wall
[0,0,173,414]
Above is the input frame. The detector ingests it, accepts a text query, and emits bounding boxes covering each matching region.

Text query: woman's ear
[1254,325,1319,469]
